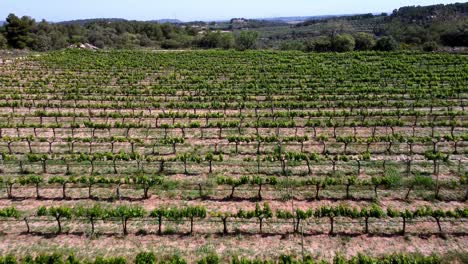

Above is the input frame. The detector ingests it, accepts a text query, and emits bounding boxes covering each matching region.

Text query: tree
[108,205,146,235]
[311,36,332,52]
[198,31,234,49]
[374,36,399,51]
[354,32,376,50]
[235,31,258,51]
[4,14,35,49]
[331,34,355,52]
[423,41,439,52]
[37,206,72,234]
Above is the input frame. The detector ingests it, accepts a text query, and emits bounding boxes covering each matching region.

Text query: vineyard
[0,49,467,263]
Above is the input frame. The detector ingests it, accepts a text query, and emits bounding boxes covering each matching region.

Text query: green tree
[332,34,355,52]
[235,31,258,51]
[4,13,35,49]
[354,32,376,50]
[374,36,399,51]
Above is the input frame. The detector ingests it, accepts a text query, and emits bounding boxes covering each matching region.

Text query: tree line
[0,14,258,51]
[1,2,467,52]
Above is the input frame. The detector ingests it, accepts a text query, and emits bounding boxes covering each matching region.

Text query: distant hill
[57,18,128,26]
[0,21,4,26]
[150,19,182,24]
[260,15,340,24]
[58,18,182,26]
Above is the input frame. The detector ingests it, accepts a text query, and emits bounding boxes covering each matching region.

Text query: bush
[197,31,234,49]
[423,41,439,52]
[0,34,7,49]
[332,34,355,52]
[0,255,17,264]
[354,32,376,51]
[311,36,332,52]
[135,252,156,264]
[196,254,220,264]
[235,31,258,51]
[161,39,184,49]
[374,36,399,51]
[279,40,305,51]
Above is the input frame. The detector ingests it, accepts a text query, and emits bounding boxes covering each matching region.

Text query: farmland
[0,49,467,263]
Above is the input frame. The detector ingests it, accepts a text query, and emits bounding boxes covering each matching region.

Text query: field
[0,49,467,263]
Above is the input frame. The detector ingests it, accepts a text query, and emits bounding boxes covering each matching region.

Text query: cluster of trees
[281,33,399,52]
[2,2,466,52]
[0,14,259,51]
[377,3,468,49]
[286,3,468,51]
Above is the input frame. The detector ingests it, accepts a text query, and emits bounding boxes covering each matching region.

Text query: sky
[0,0,462,22]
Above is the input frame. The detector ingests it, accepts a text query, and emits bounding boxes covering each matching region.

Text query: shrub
[332,34,355,52]
[375,36,399,51]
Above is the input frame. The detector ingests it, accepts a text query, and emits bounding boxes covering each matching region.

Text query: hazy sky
[0,0,461,22]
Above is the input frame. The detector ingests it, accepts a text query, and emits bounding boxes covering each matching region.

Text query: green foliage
[0,34,7,49]
[196,254,220,264]
[4,14,35,49]
[354,32,376,50]
[235,31,259,51]
[331,34,355,52]
[198,31,234,49]
[135,252,156,264]
[374,36,399,51]
[0,207,20,218]
[422,41,439,52]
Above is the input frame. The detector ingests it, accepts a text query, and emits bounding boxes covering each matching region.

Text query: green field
[0,50,467,263]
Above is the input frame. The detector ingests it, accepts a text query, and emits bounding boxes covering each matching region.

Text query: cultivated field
[0,50,467,263]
